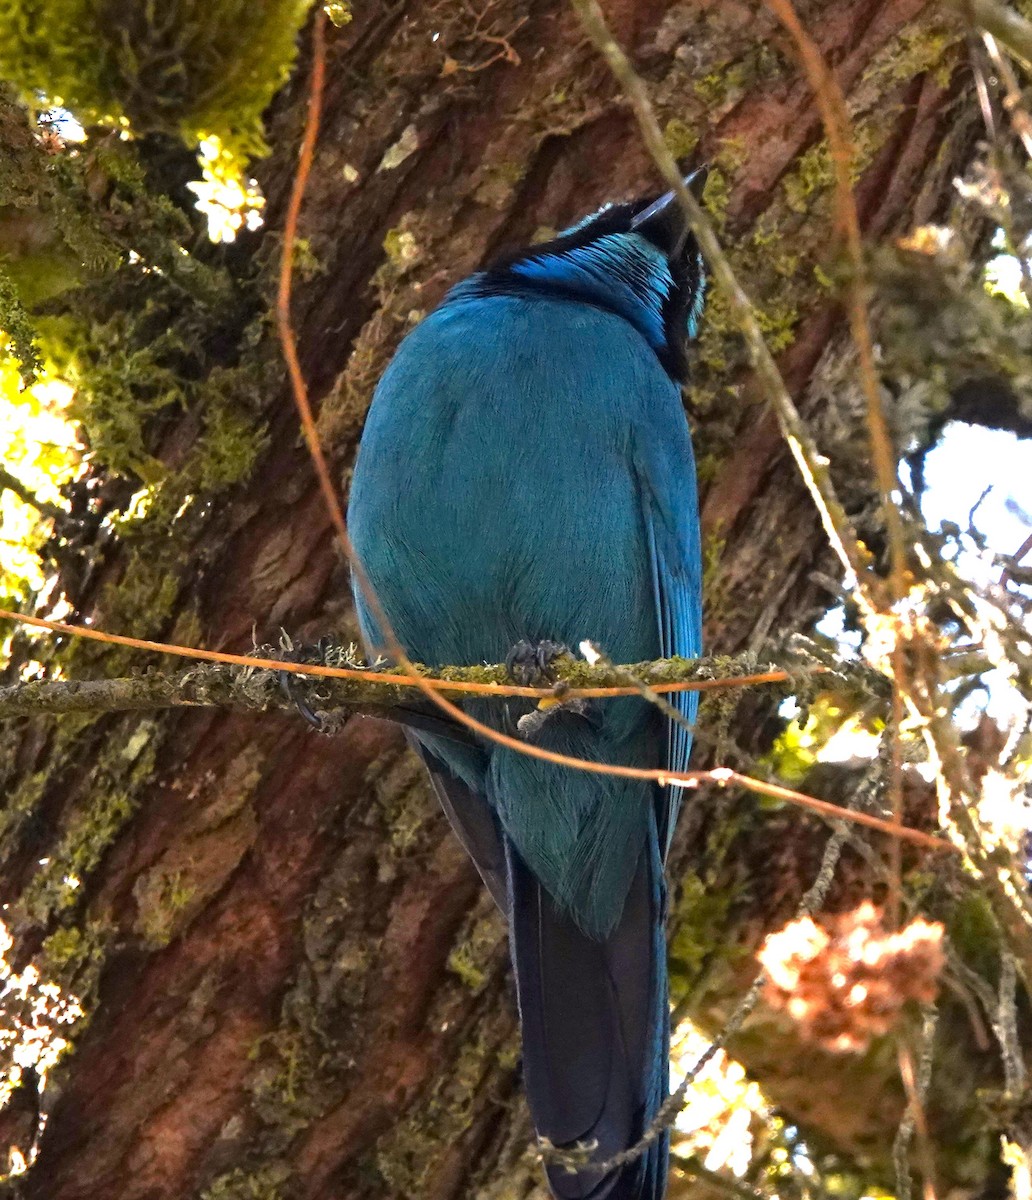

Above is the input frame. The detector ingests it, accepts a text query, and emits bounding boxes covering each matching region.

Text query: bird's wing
[635,421,703,860]
[407,734,508,911]
[508,824,669,1199]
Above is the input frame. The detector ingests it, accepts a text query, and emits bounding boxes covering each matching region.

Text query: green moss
[700,166,731,231]
[782,116,898,218]
[474,161,526,210]
[447,911,505,993]
[375,1033,501,1194]
[496,1034,520,1072]
[669,872,736,986]
[369,752,437,856]
[0,0,313,169]
[0,768,47,844]
[59,303,185,481]
[132,745,262,946]
[20,718,160,924]
[200,1165,290,1200]
[134,870,198,947]
[196,377,269,491]
[39,921,108,1004]
[103,547,181,634]
[663,118,700,161]
[28,789,134,919]
[861,20,960,93]
[949,892,1001,980]
[755,295,800,352]
[250,1028,310,1119]
[284,236,322,283]
[0,263,39,381]
[700,530,727,610]
[693,60,749,109]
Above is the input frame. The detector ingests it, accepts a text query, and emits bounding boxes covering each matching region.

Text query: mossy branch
[0,652,825,721]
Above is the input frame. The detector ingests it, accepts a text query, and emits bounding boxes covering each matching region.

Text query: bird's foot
[278,634,342,733]
[516,697,593,739]
[505,639,569,687]
[506,639,596,740]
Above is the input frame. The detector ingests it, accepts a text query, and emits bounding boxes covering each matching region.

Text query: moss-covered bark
[0,2,1023,1198]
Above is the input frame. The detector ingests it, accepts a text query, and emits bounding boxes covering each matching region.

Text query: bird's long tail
[506,829,669,1200]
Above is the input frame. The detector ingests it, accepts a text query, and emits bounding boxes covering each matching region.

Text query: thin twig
[0,466,68,523]
[763,0,912,930]
[1002,531,1032,587]
[0,608,813,701]
[982,32,1032,157]
[894,1006,940,1200]
[0,654,823,716]
[571,0,875,602]
[694,769,951,853]
[274,4,767,789]
[672,1155,775,1200]
[995,952,1027,1097]
[276,7,341,550]
[763,0,907,602]
[545,782,868,1176]
[579,639,698,741]
[952,0,1032,70]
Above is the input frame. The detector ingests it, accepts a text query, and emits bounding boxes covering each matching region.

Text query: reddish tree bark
[0,3,1018,1199]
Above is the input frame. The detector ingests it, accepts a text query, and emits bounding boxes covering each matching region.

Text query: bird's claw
[278,634,340,733]
[505,639,569,687]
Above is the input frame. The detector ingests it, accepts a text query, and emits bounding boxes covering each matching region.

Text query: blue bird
[347,172,706,1200]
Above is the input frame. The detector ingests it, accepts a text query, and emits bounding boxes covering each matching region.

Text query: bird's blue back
[347,191,705,1200]
[350,289,697,936]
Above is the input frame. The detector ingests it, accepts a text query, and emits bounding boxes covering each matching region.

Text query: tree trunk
[0,2,1017,1198]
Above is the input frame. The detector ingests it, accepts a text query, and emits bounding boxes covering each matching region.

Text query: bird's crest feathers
[448,173,707,381]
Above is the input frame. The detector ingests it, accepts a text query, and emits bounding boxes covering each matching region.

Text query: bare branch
[953,0,1032,70]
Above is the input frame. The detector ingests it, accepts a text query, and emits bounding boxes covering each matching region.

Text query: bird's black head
[454,169,708,381]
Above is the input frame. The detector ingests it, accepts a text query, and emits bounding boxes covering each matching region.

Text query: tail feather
[506,826,669,1200]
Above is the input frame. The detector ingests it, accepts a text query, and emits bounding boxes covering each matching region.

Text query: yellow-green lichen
[713,135,748,177]
[249,1027,312,1122]
[700,167,731,231]
[693,60,750,110]
[475,161,526,210]
[0,768,47,844]
[669,871,737,993]
[383,225,420,270]
[370,751,436,855]
[132,745,262,946]
[375,1033,502,1194]
[41,922,104,975]
[700,530,727,610]
[663,118,700,161]
[134,870,198,948]
[324,1,352,26]
[19,718,160,924]
[200,1164,290,1200]
[861,19,960,94]
[447,910,505,993]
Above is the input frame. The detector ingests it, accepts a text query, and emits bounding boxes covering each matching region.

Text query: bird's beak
[629,166,708,255]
